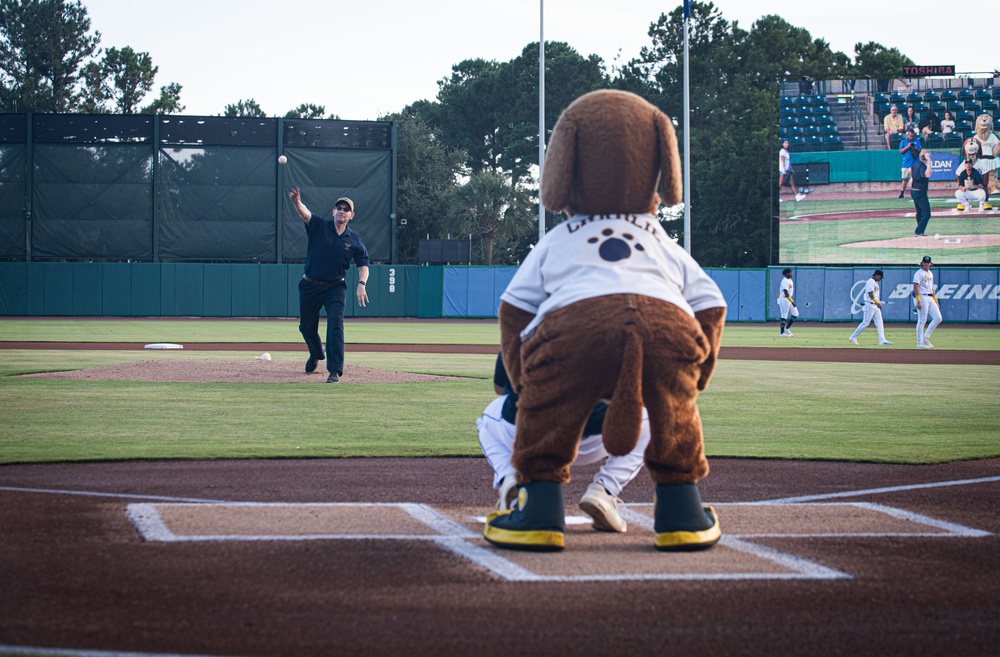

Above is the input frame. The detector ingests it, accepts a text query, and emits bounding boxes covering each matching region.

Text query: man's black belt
[303,274,344,286]
[979,155,995,160]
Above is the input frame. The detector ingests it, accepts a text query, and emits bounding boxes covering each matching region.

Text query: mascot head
[975,113,995,141]
[963,137,982,162]
[540,90,682,217]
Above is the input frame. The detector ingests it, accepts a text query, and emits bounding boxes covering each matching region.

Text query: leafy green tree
[431,58,505,173]
[0,0,99,112]
[852,42,914,80]
[446,169,535,265]
[285,103,338,119]
[80,46,163,114]
[383,107,468,264]
[224,98,266,117]
[141,82,183,115]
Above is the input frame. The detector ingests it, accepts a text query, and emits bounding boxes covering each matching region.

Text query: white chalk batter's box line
[124,500,991,583]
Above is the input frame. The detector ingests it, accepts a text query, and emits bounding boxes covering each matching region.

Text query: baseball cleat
[917,342,933,349]
[985,203,993,211]
[956,203,966,211]
[484,481,565,551]
[880,340,893,345]
[326,372,340,382]
[305,356,319,373]
[849,338,858,344]
[923,340,934,349]
[579,483,627,533]
[783,330,793,337]
[653,483,720,552]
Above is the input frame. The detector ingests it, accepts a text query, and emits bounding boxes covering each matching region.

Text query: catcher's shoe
[653,483,720,552]
[497,475,518,511]
[579,482,627,532]
[956,203,966,211]
[985,203,993,211]
[484,481,565,551]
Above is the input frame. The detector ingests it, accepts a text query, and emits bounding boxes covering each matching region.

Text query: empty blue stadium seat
[959,89,975,101]
[957,110,976,123]
[983,99,999,112]
[924,91,940,102]
[941,90,958,101]
[964,101,982,112]
[912,101,928,112]
[929,101,947,114]
[975,88,992,101]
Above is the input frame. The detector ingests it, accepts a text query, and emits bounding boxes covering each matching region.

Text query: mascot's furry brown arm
[485,90,727,553]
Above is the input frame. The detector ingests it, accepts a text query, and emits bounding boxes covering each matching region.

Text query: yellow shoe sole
[654,506,722,552]
[483,510,565,551]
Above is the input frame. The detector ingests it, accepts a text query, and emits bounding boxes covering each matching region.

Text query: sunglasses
[335,205,352,212]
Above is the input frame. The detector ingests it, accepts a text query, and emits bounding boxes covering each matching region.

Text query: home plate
[144,343,184,349]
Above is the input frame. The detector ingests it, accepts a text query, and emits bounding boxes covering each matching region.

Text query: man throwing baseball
[849,269,892,346]
[913,255,942,349]
[778,268,798,337]
[289,189,370,382]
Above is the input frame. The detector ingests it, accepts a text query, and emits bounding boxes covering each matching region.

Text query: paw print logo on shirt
[587,228,645,262]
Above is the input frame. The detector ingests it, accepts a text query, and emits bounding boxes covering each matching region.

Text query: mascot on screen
[483,90,728,553]
[962,113,1000,210]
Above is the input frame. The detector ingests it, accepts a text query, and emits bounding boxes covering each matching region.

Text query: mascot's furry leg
[484,298,726,551]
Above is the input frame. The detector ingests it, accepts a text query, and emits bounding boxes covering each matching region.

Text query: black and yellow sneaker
[653,483,721,552]
[484,480,565,551]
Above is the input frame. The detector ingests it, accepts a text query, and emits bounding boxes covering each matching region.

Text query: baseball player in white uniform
[913,255,942,349]
[777,268,799,336]
[849,269,892,345]
[478,353,650,532]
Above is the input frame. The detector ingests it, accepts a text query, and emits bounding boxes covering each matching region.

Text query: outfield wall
[1,263,997,323]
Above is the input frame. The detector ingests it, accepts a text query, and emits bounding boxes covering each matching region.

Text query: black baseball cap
[873,269,884,277]
[965,158,975,164]
[921,256,932,264]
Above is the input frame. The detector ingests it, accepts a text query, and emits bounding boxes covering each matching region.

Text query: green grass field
[1,321,998,465]
[779,208,1000,265]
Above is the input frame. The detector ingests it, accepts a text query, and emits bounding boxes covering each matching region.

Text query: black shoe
[326,372,340,383]
[898,192,905,199]
[305,356,319,373]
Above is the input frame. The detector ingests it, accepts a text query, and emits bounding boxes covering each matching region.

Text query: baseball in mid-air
[278,155,287,165]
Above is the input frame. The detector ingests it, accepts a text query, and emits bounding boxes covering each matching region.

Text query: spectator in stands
[778,140,806,203]
[911,151,932,236]
[940,111,956,135]
[898,129,923,198]
[903,106,920,134]
[919,110,941,137]
[883,105,905,149]
[955,158,987,211]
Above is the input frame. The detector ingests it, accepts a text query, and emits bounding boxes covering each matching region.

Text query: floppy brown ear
[655,110,683,207]
[540,112,578,214]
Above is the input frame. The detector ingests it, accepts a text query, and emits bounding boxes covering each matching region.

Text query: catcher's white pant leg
[476,396,517,489]
[593,411,650,497]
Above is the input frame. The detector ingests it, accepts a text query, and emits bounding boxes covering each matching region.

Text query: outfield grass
[780,212,1000,265]
[2,319,998,350]
[2,343,998,465]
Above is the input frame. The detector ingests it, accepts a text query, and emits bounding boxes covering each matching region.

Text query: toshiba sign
[902,65,956,76]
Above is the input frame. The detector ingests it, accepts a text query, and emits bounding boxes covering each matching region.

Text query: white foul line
[759,475,1000,504]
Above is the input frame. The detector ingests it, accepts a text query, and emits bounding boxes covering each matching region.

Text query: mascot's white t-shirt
[501,214,727,339]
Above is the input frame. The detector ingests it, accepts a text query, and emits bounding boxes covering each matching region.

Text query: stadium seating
[925,132,944,148]
[940,90,957,102]
[906,92,922,103]
[958,88,976,102]
[956,110,976,123]
[805,135,824,151]
[924,91,940,102]
[823,134,844,151]
[928,101,947,114]
[890,133,904,150]
[890,92,906,104]
[982,99,999,112]
[964,101,982,113]
[911,100,928,112]
[975,88,992,101]
[947,100,964,113]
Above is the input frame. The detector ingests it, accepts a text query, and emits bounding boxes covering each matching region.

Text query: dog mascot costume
[962,113,1000,209]
[483,90,728,552]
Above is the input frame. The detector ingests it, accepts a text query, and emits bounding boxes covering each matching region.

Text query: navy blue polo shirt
[303,213,370,282]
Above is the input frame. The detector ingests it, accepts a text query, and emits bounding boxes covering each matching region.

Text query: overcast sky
[81,0,992,121]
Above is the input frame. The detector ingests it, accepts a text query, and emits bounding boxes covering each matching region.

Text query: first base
[144,343,184,350]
